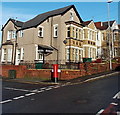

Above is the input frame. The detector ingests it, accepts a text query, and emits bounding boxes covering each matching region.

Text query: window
[12,31,16,39]
[70,12,74,21]
[7,49,12,62]
[38,27,43,37]
[7,30,12,40]
[38,53,43,60]
[17,49,21,60]
[76,28,78,39]
[66,48,69,61]
[67,27,70,37]
[19,30,23,37]
[54,24,58,37]
[73,27,75,38]
[21,48,24,60]
[3,48,7,61]
[75,49,78,61]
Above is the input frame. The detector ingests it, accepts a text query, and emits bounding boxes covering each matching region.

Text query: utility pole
[107,0,113,70]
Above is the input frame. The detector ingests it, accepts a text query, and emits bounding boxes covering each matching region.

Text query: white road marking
[37,90,44,93]
[111,103,118,105]
[0,99,12,104]
[117,111,120,115]
[4,87,31,92]
[45,88,52,91]
[25,93,36,96]
[13,96,25,100]
[53,85,60,88]
[40,87,46,90]
[113,91,120,99]
[61,84,66,87]
[96,109,104,115]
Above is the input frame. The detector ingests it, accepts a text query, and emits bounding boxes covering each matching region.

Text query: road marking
[40,87,46,90]
[37,90,44,93]
[53,85,60,88]
[96,109,104,115]
[61,84,66,87]
[45,88,52,91]
[0,99,12,104]
[117,111,120,114]
[13,96,25,100]
[111,103,118,105]
[4,87,31,92]
[113,91,120,99]
[25,93,36,96]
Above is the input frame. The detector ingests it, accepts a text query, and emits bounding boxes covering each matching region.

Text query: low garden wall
[0,63,120,80]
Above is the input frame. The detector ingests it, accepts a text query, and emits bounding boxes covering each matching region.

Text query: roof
[1,18,24,31]
[83,20,92,26]
[21,5,83,30]
[38,44,53,50]
[103,20,115,27]
[95,20,115,30]
[95,22,108,30]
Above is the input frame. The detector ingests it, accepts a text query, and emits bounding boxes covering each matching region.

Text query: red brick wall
[0,65,27,78]
[0,63,120,80]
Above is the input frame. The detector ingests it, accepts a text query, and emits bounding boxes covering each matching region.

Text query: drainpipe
[0,25,4,63]
[50,17,59,64]
[13,24,18,65]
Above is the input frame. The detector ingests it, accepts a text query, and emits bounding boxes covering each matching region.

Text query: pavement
[1,70,120,85]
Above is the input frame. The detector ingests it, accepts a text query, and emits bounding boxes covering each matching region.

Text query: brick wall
[0,63,120,80]
[0,65,27,78]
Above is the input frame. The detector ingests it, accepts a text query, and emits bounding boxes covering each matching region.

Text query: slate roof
[1,18,24,31]
[10,19,24,27]
[21,5,83,30]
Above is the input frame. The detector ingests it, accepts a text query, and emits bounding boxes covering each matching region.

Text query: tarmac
[1,70,120,85]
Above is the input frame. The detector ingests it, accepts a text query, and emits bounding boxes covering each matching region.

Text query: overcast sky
[0,2,119,46]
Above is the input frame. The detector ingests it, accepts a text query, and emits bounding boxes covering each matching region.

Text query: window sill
[53,37,58,38]
[38,36,43,38]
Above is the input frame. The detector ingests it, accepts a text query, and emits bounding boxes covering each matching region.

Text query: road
[1,73,120,114]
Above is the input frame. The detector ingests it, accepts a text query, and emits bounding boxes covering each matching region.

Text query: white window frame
[19,30,24,38]
[12,30,16,39]
[20,48,24,60]
[66,48,69,61]
[7,30,12,40]
[7,48,12,62]
[53,24,58,37]
[17,49,21,60]
[70,11,74,21]
[3,48,7,61]
[38,26,44,37]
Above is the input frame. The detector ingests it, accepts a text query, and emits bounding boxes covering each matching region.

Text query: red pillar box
[52,64,58,83]
[53,64,58,78]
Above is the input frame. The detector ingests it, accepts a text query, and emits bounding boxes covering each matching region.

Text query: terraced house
[0,5,119,65]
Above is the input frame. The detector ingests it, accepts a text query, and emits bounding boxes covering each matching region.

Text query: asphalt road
[1,73,120,114]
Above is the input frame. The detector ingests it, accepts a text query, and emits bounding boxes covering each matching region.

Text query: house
[1,5,119,66]
[95,20,120,59]
[82,20,97,60]
[1,5,85,65]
